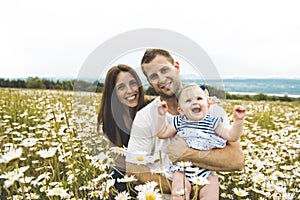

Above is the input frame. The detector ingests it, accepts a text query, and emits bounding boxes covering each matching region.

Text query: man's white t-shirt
[126,97,173,178]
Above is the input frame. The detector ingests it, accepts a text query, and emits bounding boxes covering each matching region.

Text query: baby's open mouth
[192,107,200,113]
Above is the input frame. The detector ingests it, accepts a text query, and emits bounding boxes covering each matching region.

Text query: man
[125,48,244,194]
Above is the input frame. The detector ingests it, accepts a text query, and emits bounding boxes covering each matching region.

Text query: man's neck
[160,96,179,115]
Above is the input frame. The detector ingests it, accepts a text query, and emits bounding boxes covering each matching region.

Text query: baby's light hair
[177,83,209,102]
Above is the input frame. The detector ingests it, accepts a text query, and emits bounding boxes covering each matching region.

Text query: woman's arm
[167,135,244,171]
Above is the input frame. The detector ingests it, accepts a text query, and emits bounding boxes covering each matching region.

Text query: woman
[97,64,147,194]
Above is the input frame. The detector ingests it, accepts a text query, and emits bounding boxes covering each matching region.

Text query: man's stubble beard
[157,83,181,99]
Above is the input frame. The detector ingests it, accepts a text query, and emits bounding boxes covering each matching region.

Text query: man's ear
[174,61,180,71]
[177,106,183,115]
[207,97,212,108]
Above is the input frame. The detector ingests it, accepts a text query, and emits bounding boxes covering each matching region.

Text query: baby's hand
[158,101,168,116]
[233,105,246,120]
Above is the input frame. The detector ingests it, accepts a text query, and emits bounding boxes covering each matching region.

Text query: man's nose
[157,73,166,83]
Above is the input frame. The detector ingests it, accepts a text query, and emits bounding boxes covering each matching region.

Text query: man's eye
[149,74,158,81]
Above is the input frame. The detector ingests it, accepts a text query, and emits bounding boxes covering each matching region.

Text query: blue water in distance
[180,78,300,97]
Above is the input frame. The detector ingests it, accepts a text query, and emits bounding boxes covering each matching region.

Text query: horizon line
[1,75,300,80]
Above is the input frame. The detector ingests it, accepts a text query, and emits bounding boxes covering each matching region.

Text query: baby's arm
[216,105,246,142]
[156,101,177,139]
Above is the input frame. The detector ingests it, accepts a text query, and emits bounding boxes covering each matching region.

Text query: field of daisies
[0,88,299,199]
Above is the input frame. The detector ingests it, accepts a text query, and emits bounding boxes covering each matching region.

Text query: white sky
[1,0,300,79]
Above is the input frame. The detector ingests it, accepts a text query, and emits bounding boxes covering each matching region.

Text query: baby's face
[178,87,208,121]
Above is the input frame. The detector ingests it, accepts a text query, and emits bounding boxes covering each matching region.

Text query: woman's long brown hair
[97,64,145,147]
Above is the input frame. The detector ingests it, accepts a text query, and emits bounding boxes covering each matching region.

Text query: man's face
[142,55,181,98]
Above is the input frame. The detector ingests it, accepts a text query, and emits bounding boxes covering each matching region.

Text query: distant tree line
[0,77,299,102]
[0,77,104,93]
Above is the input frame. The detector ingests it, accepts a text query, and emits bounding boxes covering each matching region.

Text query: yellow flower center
[257,177,264,183]
[136,156,144,162]
[145,193,156,200]
[9,173,17,179]
[54,189,62,195]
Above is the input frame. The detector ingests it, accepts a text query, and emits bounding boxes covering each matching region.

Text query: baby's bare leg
[172,171,191,200]
[199,174,219,200]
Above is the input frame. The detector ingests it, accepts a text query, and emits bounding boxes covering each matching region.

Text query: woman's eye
[130,81,138,87]
[117,85,125,90]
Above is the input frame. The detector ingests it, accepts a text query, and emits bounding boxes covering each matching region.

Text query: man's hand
[167,135,189,163]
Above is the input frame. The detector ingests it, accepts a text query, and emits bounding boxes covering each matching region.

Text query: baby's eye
[197,97,203,100]
[185,99,191,103]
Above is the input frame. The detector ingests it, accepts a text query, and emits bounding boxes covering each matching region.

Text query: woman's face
[115,71,140,108]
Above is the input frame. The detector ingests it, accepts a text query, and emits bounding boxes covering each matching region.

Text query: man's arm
[126,162,172,193]
[167,135,244,171]
[125,101,172,193]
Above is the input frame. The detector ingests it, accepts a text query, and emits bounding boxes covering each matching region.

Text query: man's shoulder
[137,97,160,114]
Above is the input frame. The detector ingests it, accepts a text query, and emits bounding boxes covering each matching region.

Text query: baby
[156,83,246,200]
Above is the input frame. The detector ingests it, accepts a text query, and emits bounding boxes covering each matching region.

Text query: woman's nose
[126,85,134,93]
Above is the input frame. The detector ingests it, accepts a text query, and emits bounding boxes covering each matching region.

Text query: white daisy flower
[1,148,23,163]
[252,173,266,184]
[110,146,127,156]
[25,193,40,199]
[47,187,70,199]
[233,188,249,197]
[89,190,102,198]
[271,171,284,180]
[125,150,149,165]
[117,174,137,183]
[189,176,210,186]
[20,138,38,147]
[37,147,57,159]
[137,188,162,200]
[114,191,130,200]
[176,161,192,168]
